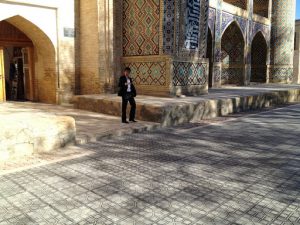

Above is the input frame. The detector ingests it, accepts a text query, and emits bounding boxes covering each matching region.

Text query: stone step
[73,87,300,127]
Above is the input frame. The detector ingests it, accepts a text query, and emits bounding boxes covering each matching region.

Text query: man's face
[124,70,130,76]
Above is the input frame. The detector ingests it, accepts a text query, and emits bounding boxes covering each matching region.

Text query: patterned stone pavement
[0,104,300,225]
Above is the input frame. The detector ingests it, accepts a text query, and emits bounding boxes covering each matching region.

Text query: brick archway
[0,15,57,104]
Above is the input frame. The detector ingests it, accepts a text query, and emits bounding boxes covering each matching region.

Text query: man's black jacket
[118,76,137,97]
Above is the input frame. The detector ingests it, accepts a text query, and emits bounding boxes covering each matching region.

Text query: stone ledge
[0,113,76,161]
[73,88,300,127]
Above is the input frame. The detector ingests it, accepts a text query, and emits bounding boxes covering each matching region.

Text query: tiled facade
[0,0,297,104]
[294,20,300,84]
[208,0,295,87]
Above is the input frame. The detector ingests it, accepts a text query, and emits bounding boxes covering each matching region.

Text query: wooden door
[0,47,5,102]
[22,47,34,101]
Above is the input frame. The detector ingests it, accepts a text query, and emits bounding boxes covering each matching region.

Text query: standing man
[118,67,137,123]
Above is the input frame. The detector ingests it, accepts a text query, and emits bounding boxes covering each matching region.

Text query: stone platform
[0,112,76,160]
[0,102,160,146]
[73,84,300,126]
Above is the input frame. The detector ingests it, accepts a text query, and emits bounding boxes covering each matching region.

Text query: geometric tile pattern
[221,12,247,37]
[221,67,244,84]
[173,61,207,86]
[251,22,270,43]
[1,104,300,225]
[270,0,295,82]
[123,0,160,56]
[221,22,245,64]
[208,7,216,36]
[184,0,201,50]
[221,22,245,84]
[123,61,167,86]
[214,9,222,62]
[174,0,181,55]
[213,65,222,82]
[198,0,210,58]
[163,0,175,54]
[270,68,294,81]
[245,0,253,79]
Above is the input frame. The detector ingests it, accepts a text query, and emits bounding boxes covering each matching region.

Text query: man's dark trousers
[122,95,136,122]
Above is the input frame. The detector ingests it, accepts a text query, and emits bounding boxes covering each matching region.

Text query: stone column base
[212,63,222,88]
[269,65,294,84]
[170,57,209,96]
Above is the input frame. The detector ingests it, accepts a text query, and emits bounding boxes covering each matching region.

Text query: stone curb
[76,123,161,145]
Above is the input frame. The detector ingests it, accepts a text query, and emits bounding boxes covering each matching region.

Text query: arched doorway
[206,28,213,88]
[251,32,267,83]
[221,22,245,85]
[0,21,33,101]
[0,16,56,103]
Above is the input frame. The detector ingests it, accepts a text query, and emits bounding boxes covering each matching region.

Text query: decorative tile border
[163,0,176,54]
[208,7,216,34]
[173,60,208,86]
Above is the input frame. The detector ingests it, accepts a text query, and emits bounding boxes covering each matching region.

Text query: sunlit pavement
[0,104,300,225]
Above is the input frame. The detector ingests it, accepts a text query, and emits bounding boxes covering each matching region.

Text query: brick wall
[79,0,123,95]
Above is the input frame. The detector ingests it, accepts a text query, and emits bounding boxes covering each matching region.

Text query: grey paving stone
[1,104,300,224]
[0,215,36,225]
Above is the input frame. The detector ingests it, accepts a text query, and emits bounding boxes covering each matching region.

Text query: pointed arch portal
[221,22,245,85]
[0,16,56,103]
[251,32,267,83]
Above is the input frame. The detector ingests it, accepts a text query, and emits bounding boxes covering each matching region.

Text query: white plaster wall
[0,2,57,48]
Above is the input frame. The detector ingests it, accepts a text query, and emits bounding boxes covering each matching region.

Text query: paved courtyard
[0,104,300,224]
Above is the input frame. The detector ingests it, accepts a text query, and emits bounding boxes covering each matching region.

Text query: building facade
[294,20,300,84]
[0,0,297,104]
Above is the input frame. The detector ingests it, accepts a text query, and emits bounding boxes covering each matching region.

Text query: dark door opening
[2,46,33,101]
[206,28,213,88]
[251,32,267,83]
[0,20,34,102]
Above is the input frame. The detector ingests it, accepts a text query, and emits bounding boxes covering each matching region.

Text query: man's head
[124,67,131,77]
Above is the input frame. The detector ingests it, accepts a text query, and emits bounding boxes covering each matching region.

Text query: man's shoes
[122,121,129,124]
[129,120,137,122]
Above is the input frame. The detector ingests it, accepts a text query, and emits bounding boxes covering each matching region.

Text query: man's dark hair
[124,67,131,73]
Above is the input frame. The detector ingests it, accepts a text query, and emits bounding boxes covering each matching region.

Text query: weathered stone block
[0,113,76,161]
